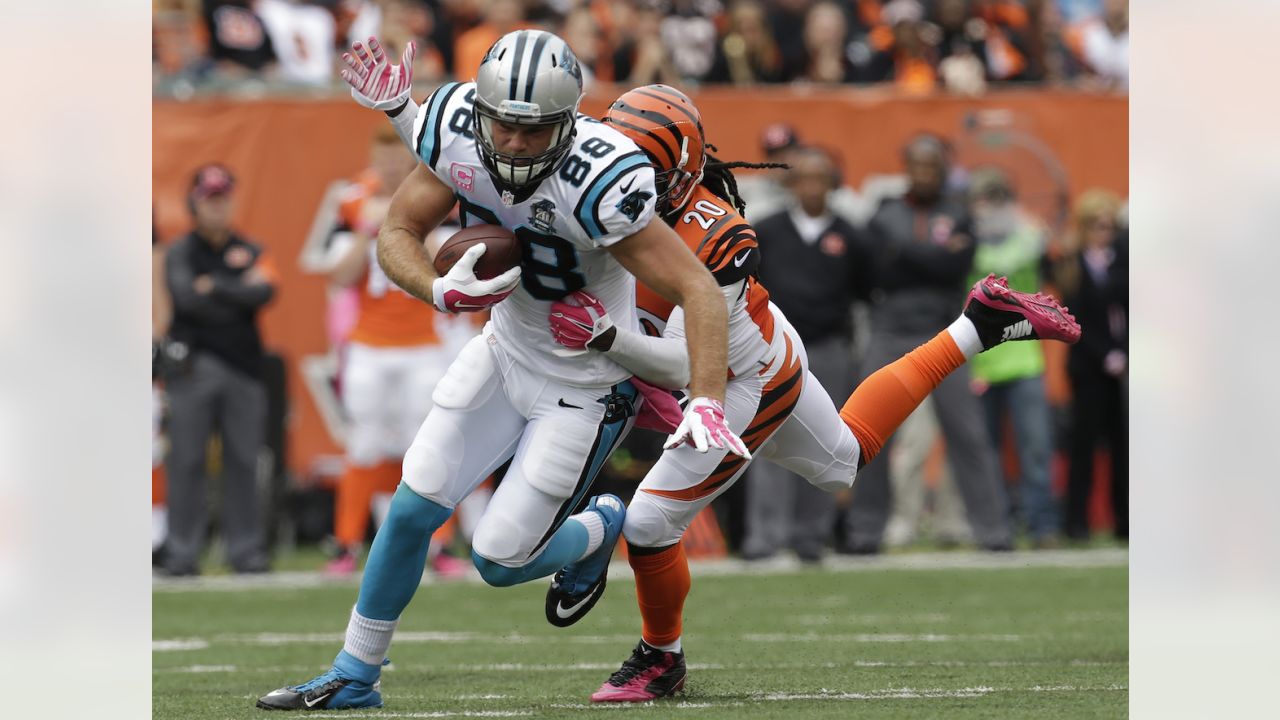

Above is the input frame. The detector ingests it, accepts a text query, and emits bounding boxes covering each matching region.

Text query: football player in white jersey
[257,32,749,711]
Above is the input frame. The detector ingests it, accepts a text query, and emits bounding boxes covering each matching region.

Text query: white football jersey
[412,81,657,387]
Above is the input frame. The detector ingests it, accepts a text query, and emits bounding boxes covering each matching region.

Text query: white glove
[340,37,416,112]
[432,244,522,314]
[663,396,752,460]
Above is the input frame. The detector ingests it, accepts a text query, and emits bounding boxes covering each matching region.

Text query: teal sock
[472,517,590,587]
[355,483,452,620]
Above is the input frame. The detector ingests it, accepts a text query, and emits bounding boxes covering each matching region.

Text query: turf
[153,559,1127,719]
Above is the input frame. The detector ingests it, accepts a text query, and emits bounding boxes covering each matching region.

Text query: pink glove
[549,290,615,350]
[432,244,521,313]
[631,377,683,433]
[664,396,752,460]
[341,37,417,112]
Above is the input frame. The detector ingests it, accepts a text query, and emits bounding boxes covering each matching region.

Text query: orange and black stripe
[698,220,759,286]
[607,85,702,168]
[643,334,805,503]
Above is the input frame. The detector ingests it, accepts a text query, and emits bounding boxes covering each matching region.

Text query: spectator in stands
[971,0,1042,83]
[660,0,723,82]
[163,165,277,575]
[935,0,989,95]
[1066,0,1127,88]
[841,134,1011,554]
[561,6,604,86]
[801,1,855,84]
[377,0,448,85]
[154,0,209,79]
[966,168,1059,547]
[845,0,937,93]
[706,0,786,84]
[742,146,870,562]
[453,0,526,82]
[1050,189,1127,541]
[768,0,815,81]
[885,0,938,93]
[200,0,278,80]
[256,0,338,86]
[613,0,682,85]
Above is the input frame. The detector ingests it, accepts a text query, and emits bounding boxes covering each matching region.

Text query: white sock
[343,606,399,666]
[947,315,983,360]
[152,506,168,551]
[572,511,606,560]
[649,637,682,653]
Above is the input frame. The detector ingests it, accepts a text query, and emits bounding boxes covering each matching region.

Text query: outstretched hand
[340,37,417,112]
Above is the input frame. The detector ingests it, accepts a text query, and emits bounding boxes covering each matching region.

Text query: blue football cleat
[545,494,626,627]
[256,651,383,711]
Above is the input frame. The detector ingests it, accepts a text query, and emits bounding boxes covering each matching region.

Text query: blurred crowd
[153,0,1128,94]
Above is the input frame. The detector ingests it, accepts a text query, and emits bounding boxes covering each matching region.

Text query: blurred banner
[153,88,1127,473]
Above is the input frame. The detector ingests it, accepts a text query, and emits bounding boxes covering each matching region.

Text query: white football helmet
[472,30,584,190]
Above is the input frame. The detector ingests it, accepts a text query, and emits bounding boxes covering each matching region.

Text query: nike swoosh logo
[555,592,596,619]
[620,177,636,194]
[733,250,751,268]
[304,692,331,708]
[558,399,583,409]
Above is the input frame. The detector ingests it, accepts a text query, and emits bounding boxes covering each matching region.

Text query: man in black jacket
[841,135,1012,553]
[162,164,277,575]
[742,146,871,561]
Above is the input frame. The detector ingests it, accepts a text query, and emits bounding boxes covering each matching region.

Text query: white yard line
[153,548,1127,593]
[302,707,527,712]
[740,632,1022,643]
[155,659,1124,674]
[154,630,1024,650]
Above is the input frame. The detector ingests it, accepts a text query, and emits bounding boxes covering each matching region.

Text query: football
[432,224,523,280]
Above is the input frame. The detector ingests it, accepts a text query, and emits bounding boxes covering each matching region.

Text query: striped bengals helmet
[605,85,706,214]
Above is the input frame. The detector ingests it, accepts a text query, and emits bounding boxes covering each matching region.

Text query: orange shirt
[339,176,440,348]
[635,185,774,344]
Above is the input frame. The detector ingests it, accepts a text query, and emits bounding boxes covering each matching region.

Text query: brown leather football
[432,224,523,280]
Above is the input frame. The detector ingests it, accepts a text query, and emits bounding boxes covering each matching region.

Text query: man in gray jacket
[841,135,1011,553]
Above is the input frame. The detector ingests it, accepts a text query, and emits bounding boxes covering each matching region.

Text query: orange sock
[840,330,967,466]
[432,514,458,547]
[152,464,167,506]
[629,542,691,648]
[373,460,403,494]
[334,464,380,548]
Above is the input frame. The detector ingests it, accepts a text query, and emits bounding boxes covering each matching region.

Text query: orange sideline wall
[152,88,1128,474]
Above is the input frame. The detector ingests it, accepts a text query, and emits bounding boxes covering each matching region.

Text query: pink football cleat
[324,552,357,577]
[590,641,686,703]
[963,274,1082,348]
[430,552,471,580]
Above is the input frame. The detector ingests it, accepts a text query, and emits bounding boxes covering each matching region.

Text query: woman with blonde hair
[1050,189,1128,541]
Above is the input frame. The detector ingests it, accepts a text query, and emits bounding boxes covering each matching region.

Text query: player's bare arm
[376,163,456,305]
[606,216,727,403]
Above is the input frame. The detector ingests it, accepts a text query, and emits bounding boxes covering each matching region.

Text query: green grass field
[154,552,1127,719]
